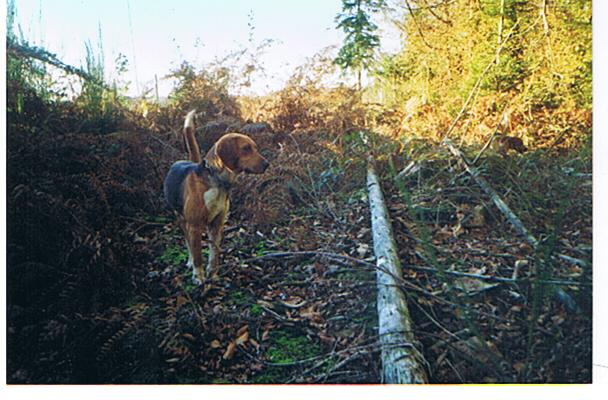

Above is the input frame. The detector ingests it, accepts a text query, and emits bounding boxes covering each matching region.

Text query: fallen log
[442,137,583,312]
[367,158,428,384]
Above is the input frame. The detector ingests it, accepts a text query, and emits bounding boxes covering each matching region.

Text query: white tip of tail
[184,109,197,129]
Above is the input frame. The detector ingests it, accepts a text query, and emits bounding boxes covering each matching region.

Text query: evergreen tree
[335,0,384,90]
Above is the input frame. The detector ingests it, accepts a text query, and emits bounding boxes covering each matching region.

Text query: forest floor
[6,120,592,384]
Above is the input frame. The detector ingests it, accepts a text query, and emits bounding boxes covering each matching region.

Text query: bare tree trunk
[496,0,505,64]
[541,0,550,35]
[155,74,160,103]
[540,0,554,66]
[367,158,428,384]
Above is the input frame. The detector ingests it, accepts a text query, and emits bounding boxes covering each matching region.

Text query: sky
[10,0,402,97]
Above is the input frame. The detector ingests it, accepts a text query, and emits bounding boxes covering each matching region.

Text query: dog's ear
[214,136,240,172]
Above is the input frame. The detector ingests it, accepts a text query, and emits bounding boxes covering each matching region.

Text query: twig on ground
[242,250,586,287]
[409,256,588,287]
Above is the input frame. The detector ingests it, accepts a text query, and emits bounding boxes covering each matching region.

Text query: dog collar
[202,159,233,190]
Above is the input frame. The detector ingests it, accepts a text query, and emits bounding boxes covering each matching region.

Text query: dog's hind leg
[185,223,204,284]
[178,217,194,268]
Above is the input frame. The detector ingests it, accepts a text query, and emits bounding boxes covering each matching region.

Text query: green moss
[265,330,321,365]
[250,330,324,383]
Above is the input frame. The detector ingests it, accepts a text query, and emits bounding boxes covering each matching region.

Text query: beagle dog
[164,110,269,284]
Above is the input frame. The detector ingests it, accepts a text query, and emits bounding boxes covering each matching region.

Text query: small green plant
[6,0,54,123]
[341,130,369,154]
[158,245,189,266]
[343,187,368,205]
[250,304,264,316]
[146,215,170,223]
[253,240,268,257]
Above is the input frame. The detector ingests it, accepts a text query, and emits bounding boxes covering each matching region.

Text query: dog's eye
[242,144,252,153]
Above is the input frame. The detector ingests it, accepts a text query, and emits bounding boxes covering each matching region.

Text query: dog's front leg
[185,223,204,284]
[206,214,225,279]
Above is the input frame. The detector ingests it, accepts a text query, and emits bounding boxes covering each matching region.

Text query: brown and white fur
[163,110,269,284]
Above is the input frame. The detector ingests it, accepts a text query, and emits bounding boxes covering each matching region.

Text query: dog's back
[163,161,200,214]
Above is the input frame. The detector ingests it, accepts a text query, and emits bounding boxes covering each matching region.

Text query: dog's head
[208,133,269,174]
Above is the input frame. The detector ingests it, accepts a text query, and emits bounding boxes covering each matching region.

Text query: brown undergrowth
[7,98,592,383]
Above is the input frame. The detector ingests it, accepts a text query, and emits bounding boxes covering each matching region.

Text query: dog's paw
[192,270,205,286]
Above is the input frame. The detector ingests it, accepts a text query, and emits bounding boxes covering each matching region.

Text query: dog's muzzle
[245,159,269,174]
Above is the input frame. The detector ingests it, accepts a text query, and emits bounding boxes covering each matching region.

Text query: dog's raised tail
[183,109,202,164]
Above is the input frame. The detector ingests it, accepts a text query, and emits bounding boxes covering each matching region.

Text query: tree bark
[367,158,428,384]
